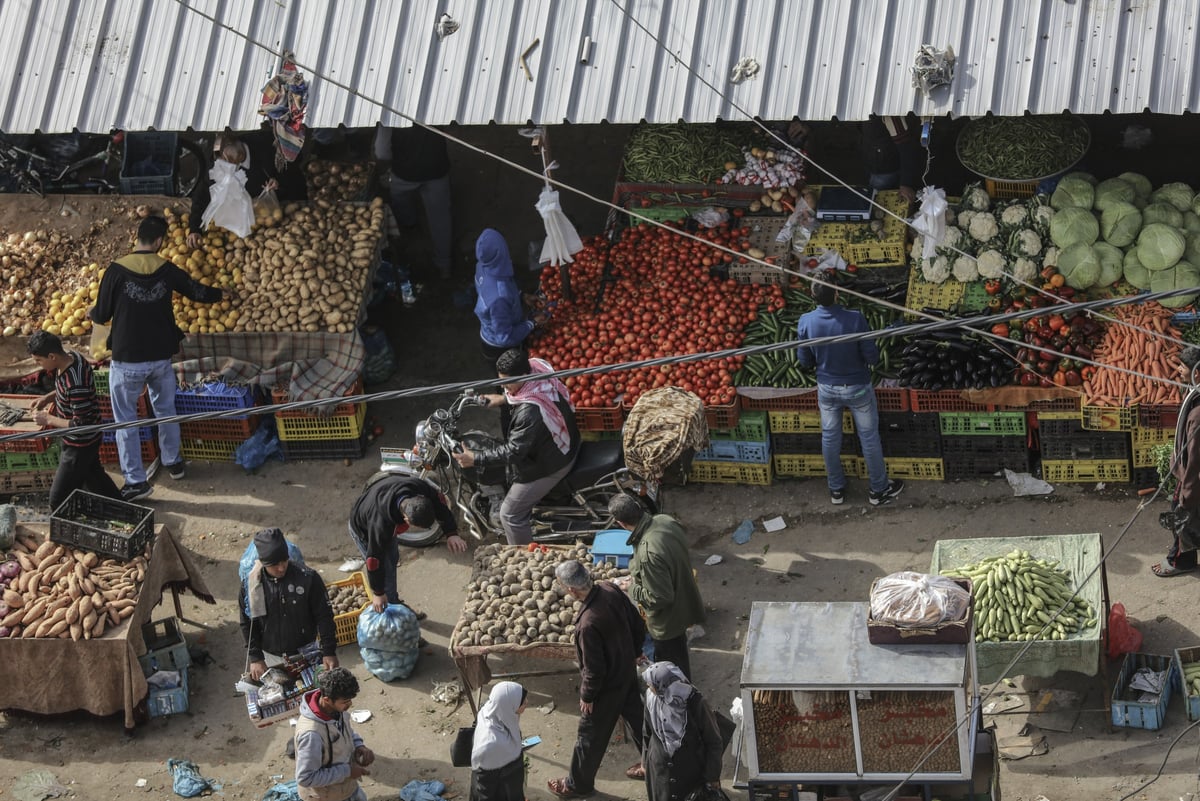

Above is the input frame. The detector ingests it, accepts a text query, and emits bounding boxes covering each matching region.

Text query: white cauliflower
[1013,257,1038,283]
[976,249,1007,279]
[1042,246,1059,268]
[922,255,952,283]
[968,212,999,243]
[1000,204,1028,227]
[1032,204,1054,232]
[952,255,979,282]
[956,209,976,230]
[941,225,963,251]
[1012,229,1042,257]
[962,184,991,212]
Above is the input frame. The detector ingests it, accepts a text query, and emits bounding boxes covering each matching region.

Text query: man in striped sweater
[28,331,120,511]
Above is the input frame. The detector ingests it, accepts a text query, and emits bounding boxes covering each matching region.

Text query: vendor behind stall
[238,527,338,681]
[188,134,277,247]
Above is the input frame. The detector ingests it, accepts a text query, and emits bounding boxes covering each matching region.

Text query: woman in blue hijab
[474,228,536,368]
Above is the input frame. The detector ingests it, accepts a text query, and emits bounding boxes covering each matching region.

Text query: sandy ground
[4,123,1200,801]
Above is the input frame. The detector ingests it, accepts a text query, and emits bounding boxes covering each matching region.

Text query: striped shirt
[54,351,102,448]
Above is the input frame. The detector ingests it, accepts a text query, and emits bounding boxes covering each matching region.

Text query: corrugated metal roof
[3,0,1200,134]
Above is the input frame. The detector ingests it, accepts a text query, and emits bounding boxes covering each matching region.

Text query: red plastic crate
[739,391,820,412]
[95,392,150,419]
[704,399,741,430]
[0,394,51,453]
[874,386,910,412]
[99,439,157,465]
[1140,404,1181,430]
[575,404,625,432]
[907,389,995,413]
[273,379,364,419]
[180,415,261,441]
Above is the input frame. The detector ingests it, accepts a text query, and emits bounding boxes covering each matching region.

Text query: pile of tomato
[532,221,785,409]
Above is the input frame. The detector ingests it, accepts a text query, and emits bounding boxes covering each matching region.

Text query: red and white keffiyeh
[505,358,573,454]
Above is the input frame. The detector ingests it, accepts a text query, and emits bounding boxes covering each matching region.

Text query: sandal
[625,763,646,780]
[547,778,593,799]
[1152,562,1195,577]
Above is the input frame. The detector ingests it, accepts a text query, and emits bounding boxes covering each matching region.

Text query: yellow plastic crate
[768,410,854,434]
[905,272,966,319]
[1081,404,1138,432]
[277,403,367,442]
[688,460,773,486]
[883,457,945,481]
[773,453,864,478]
[327,571,370,646]
[179,438,238,462]
[985,178,1038,199]
[1042,459,1130,483]
[1131,427,1176,447]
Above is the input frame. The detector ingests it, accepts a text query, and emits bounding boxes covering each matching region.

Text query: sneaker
[869,479,905,506]
[119,482,153,502]
[166,461,186,480]
[830,488,845,505]
[145,457,161,481]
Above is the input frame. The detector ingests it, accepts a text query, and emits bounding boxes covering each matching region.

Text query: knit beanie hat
[254,527,289,565]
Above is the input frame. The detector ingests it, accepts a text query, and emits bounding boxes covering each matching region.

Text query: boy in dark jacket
[237,528,338,681]
[348,474,465,613]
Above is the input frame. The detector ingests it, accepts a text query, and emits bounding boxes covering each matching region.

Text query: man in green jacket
[607,495,705,679]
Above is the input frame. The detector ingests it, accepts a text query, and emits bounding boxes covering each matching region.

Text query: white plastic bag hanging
[200,160,254,239]
[536,184,583,266]
[913,186,948,259]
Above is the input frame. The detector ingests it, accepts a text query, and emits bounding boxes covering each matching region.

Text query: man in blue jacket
[796,280,903,506]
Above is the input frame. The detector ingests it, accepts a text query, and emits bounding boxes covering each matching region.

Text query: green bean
[957,116,1089,181]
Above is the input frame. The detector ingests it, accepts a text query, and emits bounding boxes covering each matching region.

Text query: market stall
[736,601,987,799]
[930,533,1109,685]
[448,542,629,713]
[0,522,213,729]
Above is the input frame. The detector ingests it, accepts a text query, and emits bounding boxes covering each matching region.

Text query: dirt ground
[4,123,1200,801]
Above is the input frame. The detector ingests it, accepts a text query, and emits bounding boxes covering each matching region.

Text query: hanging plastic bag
[358,605,421,681]
[253,187,281,228]
[1106,602,1143,659]
[913,187,948,259]
[201,160,254,238]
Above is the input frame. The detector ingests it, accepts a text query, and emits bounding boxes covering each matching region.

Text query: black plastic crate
[1130,466,1163,489]
[878,411,943,438]
[50,490,154,561]
[770,432,859,456]
[1038,417,1087,437]
[1040,431,1130,460]
[280,431,368,461]
[120,132,177,195]
[941,435,1031,479]
[880,430,943,457]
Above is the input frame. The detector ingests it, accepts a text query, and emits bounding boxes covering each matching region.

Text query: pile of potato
[1,228,112,338]
[328,579,368,615]
[0,532,145,639]
[455,544,628,648]
[305,161,374,205]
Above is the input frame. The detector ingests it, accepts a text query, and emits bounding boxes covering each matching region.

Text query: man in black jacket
[547,559,646,799]
[349,474,466,613]
[861,113,924,205]
[237,528,338,681]
[453,349,581,545]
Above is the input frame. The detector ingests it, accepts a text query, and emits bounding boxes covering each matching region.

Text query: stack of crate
[1130,413,1177,490]
[689,410,773,486]
[274,380,368,460]
[939,410,1028,480]
[0,394,60,494]
[1038,408,1131,483]
[878,411,944,480]
[93,368,157,467]
[769,408,859,481]
[139,617,192,718]
[177,381,260,463]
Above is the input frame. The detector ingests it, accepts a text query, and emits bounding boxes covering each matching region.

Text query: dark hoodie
[474,229,533,349]
[90,253,223,362]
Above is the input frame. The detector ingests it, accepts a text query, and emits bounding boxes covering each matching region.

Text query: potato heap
[3,228,111,338]
[328,579,369,615]
[306,160,374,205]
[456,543,629,648]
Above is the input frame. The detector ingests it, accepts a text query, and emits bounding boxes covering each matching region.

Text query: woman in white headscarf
[642,662,724,801]
[470,681,528,801]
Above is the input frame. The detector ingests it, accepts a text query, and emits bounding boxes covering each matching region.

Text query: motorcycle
[370,390,658,546]
[0,130,206,197]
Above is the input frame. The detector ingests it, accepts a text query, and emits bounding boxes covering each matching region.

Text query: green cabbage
[1049,206,1099,248]
[1151,182,1196,212]
[1093,178,1136,212]
[1185,232,1200,266]
[1118,172,1153,200]
[1123,248,1152,289]
[1141,202,1183,229]
[1137,223,1186,271]
[1099,202,1142,247]
[1185,211,1200,233]
[1150,261,1200,308]
[1050,176,1095,210]
[1061,171,1097,186]
[1056,243,1101,290]
[1092,241,1124,286]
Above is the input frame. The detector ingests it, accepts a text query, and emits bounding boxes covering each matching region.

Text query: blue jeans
[818,383,889,494]
[110,359,180,484]
[349,522,400,604]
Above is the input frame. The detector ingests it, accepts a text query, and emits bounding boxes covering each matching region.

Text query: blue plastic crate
[174,382,256,419]
[146,666,189,718]
[694,439,770,464]
[590,529,633,568]
[120,131,177,195]
[1112,652,1176,731]
[102,426,154,443]
[138,618,192,675]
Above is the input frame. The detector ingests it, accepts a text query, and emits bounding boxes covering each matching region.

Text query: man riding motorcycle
[452,349,580,545]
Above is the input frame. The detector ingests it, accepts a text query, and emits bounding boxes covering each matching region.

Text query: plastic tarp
[930,533,1105,684]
